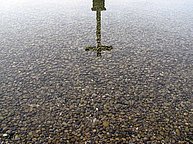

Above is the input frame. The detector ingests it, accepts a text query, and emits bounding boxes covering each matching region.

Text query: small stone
[0,116,4,120]
[157,135,163,140]
[62,122,68,126]
[3,133,8,137]
[93,118,97,124]
[103,121,110,127]
[36,129,41,134]
[165,118,169,122]
[185,127,189,132]
[15,134,20,140]
[28,132,33,136]
[176,129,180,136]
[184,113,188,116]
[122,138,126,141]
[160,72,164,76]
[32,138,37,141]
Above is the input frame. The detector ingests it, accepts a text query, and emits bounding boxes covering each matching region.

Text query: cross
[85,0,113,57]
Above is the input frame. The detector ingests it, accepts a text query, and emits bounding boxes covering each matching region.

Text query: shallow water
[0,0,193,143]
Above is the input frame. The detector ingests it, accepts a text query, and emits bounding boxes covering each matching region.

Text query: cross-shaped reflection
[85,0,113,57]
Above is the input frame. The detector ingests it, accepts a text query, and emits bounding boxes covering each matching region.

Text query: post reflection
[85,0,113,57]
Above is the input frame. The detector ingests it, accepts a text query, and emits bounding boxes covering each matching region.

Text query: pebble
[103,121,110,128]
[3,133,8,137]
[14,134,20,140]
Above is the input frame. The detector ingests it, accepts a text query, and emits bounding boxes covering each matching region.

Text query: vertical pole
[96,11,101,48]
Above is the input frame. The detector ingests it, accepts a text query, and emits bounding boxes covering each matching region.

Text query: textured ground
[0,0,193,143]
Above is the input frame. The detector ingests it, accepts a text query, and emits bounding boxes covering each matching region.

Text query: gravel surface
[0,0,193,143]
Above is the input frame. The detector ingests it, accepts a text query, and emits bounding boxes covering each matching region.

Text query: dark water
[0,0,193,143]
